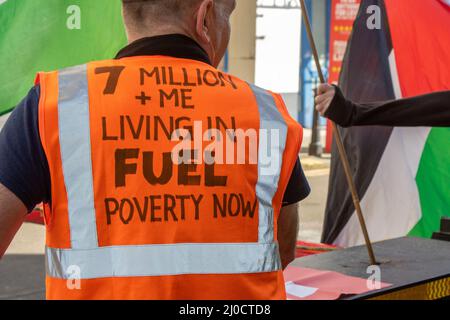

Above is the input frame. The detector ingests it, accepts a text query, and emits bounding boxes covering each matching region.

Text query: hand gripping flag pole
[300,0,377,265]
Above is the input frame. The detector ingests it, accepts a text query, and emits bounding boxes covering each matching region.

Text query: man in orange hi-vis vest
[0,0,311,299]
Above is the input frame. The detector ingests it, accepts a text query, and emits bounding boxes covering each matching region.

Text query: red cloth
[295,241,338,258]
[284,266,391,300]
[385,0,450,96]
[24,208,44,225]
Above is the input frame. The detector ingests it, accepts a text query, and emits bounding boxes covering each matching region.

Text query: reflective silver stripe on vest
[58,65,98,249]
[249,84,288,244]
[46,243,281,279]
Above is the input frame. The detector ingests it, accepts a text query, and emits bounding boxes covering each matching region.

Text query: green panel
[0,0,127,113]
[410,128,450,237]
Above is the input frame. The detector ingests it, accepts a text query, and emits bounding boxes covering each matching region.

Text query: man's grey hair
[122,0,202,28]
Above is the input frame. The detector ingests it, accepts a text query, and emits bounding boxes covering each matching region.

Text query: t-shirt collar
[115,34,212,66]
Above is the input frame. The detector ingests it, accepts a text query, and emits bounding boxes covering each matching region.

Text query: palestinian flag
[322,0,450,246]
[0,0,126,125]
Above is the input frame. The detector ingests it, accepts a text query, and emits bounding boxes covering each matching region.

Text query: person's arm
[0,86,51,256]
[277,159,310,269]
[278,202,299,270]
[315,84,450,127]
[0,184,27,258]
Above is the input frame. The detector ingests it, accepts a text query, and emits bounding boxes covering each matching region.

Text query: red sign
[326,0,361,152]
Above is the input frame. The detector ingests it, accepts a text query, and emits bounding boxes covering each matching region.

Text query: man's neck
[126,26,195,45]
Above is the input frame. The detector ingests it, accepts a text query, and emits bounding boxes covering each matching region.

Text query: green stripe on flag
[0,0,127,114]
[410,128,450,237]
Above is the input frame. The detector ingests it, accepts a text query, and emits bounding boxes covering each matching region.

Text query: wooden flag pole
[300,0,377,265]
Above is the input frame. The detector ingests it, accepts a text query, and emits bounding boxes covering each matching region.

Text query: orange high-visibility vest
[37,56,303,300]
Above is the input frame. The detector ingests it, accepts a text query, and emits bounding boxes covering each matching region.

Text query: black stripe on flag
[322,0,396,244]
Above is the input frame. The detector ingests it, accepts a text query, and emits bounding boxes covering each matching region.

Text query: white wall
[255,8,301,93]
[228,0,257,82]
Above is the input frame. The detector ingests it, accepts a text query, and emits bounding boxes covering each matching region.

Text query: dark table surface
[292,237,450,299]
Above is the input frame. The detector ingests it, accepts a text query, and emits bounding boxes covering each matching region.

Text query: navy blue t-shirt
[0,35,310,212]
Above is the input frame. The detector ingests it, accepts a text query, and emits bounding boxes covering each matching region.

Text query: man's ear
[195,0,214,45]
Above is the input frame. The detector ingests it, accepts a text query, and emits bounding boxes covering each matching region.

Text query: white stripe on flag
[334,49,430,247]
[388,51,403,99]
[0,112,11,131]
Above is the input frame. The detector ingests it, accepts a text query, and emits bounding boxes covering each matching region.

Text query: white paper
[285,281,318,298]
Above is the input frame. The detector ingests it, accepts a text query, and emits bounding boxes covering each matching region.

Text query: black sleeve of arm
[325,86,450,127]
[282,158,311,207]
[0,86,51,212]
